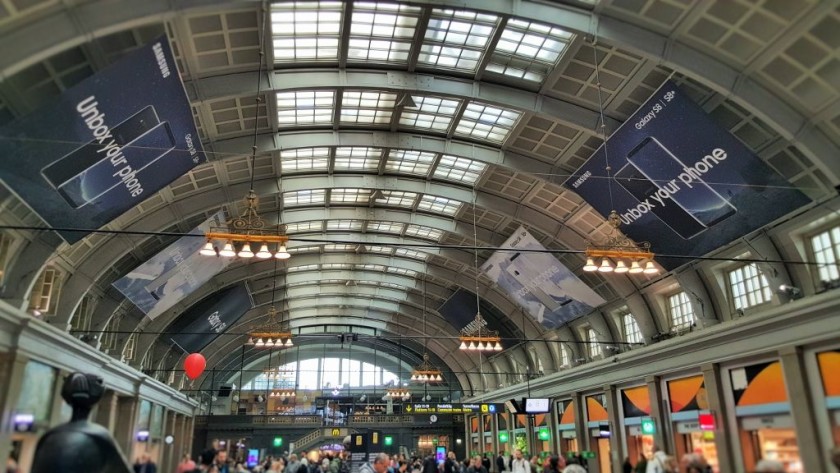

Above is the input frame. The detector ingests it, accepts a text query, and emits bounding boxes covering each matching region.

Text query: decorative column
[700,364,736,473]
[603,385,624,473]
[645,376,670,453]
[779,347,823,473]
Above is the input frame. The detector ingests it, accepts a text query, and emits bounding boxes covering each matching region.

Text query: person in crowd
[561,466,586,473]
[468,456,488,473]
[496,453,507,473]
[645,446,672,473]
[422,454,438,473]
[482,454,492,472]
[319,458,332,473]
[542,455,562,473]
[361,453,391,473]
[444,452,458,473]
[510,450,528,473]
[754,459,785,472]
[178,454,197,473]
[287,454,301,473]
[134,453,157,473]
[634,454,647,473]
[622,457,633,473]
[528,456,540,473]
[214,450,231,473]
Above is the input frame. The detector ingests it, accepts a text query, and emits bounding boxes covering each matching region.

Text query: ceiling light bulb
[598,258,614,272]
[266,339,276,347]
[246,337,254,345]
[614,260,629,273]
[629,261,643,273]
[256,244,272,259]
[255,338,265,347]
[459,341,467,350]
[583,257,598,272]
[494,342,503,351]
[411,374,417,381]
[467,342,476,351]
[238,243,254,258]
[200,241,216,256]
[643,261,659,274]
[285,338,294,347]
[275,244,291,260]
[219,241,236,257]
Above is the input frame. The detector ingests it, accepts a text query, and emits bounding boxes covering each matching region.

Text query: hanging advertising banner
[565,80,810,270]
[480,226,605,329]
[0,36,204,243]
[112,211,230,320]
[168,282,253,353]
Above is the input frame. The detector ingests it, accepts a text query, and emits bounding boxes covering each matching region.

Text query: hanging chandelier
[410,353,443,383]
[246,306,294,348]
[385,388,411,399]
[458,312,502,352]
[269,389,296,398]
[582,210,659,275]
[199,190,291,259]
[263,367,294,380]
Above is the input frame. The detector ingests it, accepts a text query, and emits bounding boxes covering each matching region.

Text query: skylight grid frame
[329,188,372,204]
[271,1,343,62]
[334,146,383,171]
[348,2,420,64]
[366,245,393,255]
[418,9,499,72]
[340,90,398,125]
[283,189,326,206]
[366,221,404,234]
[279,147,331,173]
[486,18,573,82]
[405,225,443,241]
[326,219,364,231]
[384,150,437,176]
[324,244,357,252]
[417,194,462,216]
[399,95,461,132]
[288,245,321,254]
[433,155,487,184]
[285,221,324,233]
[276,90,335,126]
[455,102,522,143]
[395,248,427,260]
[375,190,418,208]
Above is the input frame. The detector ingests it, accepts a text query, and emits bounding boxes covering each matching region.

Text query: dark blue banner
[566,81,810,269]
[168,283,253,353]
[0,36,204,243]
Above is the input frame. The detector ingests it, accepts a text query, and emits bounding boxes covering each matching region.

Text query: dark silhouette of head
[62,372,105,421]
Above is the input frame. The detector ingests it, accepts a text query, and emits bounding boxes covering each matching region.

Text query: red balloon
[184,353,206,381]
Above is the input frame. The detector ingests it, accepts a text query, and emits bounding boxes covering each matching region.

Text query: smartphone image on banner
[436,446,446,464]
[41,106,175,208]
[626,137,736,227]
[505,253,570,312]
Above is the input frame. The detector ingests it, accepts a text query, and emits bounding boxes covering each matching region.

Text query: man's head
[472,456,482,466]
[514,450,522,460]
[140,454,150,463]
[373,453,391,473]
[448,452,456,460]
[290,454,298,462]
[216,451,228,463]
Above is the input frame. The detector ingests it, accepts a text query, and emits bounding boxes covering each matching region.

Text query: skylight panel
[366,245,393,255]
[324,244,356,252]
[387,267,417,277]
[417,195,462,216]
[399,96,461,132]
[418,9,499,72]
[326,219,364,231]
[454,102,522,143]
[330,188,372,204]
[288,264,319,272]
[276,90,335,126]
[366,221,404,234]
[405,225,443,241]
[384,150,436,176]
[321,263,352,270]
[285,221,324,233]
[271,2,343,62]
[375,190,418,208]
[395,248,427,260]
[334,147,382,171]
[349,2,420,63]
[487,19,573,82]
[379,281,404,289]
[355,264,386,271]
[279,147,331,173]
[283,189,326,206]
[433,155,487,184]
[340,91,397,124]
[288,245,321,254]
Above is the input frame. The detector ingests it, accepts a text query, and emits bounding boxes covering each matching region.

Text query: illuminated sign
[273,437,283,447]
[641,418,656,435]
[405,403,505,415]
[499,432,509,443]
[384,436,393,446]
[537,429,550,441]
[699,413,716,431]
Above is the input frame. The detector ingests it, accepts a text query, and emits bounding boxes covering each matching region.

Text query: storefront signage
[641,418,656,435]
[741,415,793,430]
[405,403,504,414]
[676,421,700,434]
[499,432,509,443]
[538,429,550,440]
[273,436,283,447]
[698,413,715,431]
[582,451,596,459]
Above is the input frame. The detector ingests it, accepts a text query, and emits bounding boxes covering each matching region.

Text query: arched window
[242,357,400,391]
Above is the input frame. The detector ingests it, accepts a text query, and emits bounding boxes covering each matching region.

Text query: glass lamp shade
[219,242,236,257]
[643,261,659,274]
[629,261,643,273]
[598,258,614,272]
[459,341,467,350]
[255,244,272,259]
[238,243,254,258]
[614,260,629,273]
[200,241,216,256]
[275,244,291,260]
[583,257,598,272]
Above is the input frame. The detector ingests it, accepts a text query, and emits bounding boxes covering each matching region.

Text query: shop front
[620,385,653,463]
[729,360,802,473]
[666,374,719,471]
[532,414,551,456]
[482,415,495,456]
[585,395,611,473]
[817,350,840,446]
[9,360,58,473]
[469,415,480,457]
[513,414,529,455]
[556,399,578,455]
[497,413,511,456]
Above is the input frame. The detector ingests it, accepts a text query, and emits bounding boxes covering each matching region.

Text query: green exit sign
[641,418,656,435]
[537,429,550,441]
[499,432,509,443]
[384,436,393,446]
[566,452,577,459]
[273,437,283,447]
[582,451,596,459]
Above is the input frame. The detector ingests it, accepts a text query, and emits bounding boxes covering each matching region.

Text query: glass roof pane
[285,221,324,233]
[340,90,398,125]
[271,2,343,62]
[321,263,352,270]
[276,90,335,126]
[324,244,356,252]
[334,147,382,171]
[399,95,461,132]
[417,195,462,216]
[454,101,522,143]
[288,264,319,272]
[488,18,573,83]
[384,150,436,176]
[330,188,372,204]
[405,225,443,241]
[288,245,321,254]
[418,9,499,72]
[366,245,392,255]
[349,2,420,64]
[283,189,326,206]
[326,219,364,230]
[395,248,427,260]
[279,147,331,173]
[366,221,404,234]
[378,281,405,290]
[354,263,386,271]
[433,155,488,184]
[387,267,417,277]
[375,190,418,208]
